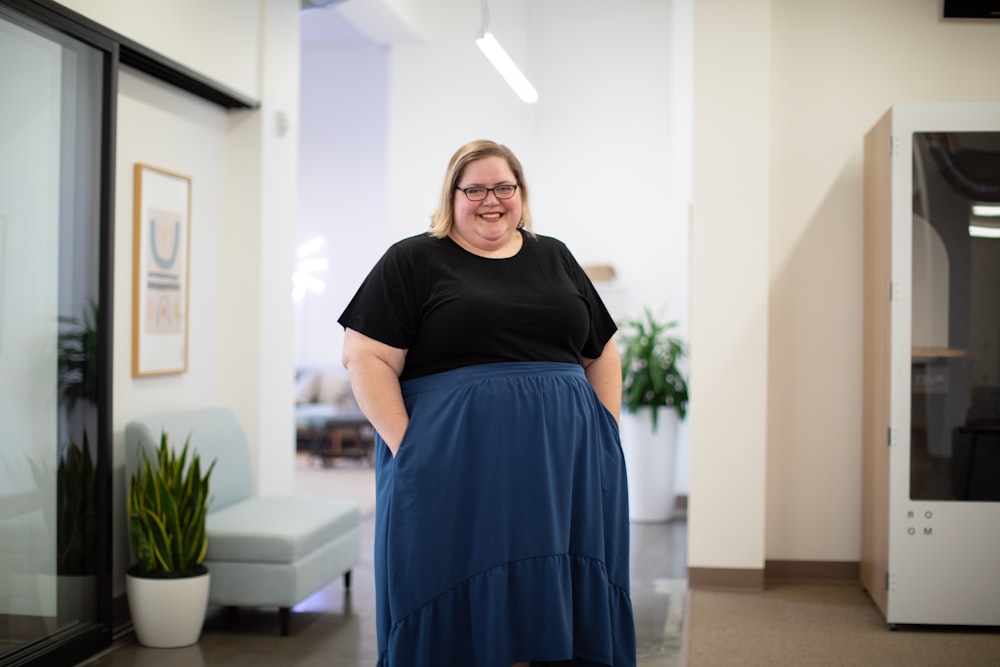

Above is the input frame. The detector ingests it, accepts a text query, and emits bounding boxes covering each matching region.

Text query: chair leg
[279,606,290,636]
[344,570,352,590]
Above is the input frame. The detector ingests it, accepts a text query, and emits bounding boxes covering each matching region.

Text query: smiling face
[449,156,523,257]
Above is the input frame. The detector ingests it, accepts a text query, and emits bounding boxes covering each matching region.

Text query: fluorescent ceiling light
[297,235,326,258]
[476,32,538,103]
[970,225,1000,239]
[293,236,328,302]
[476,0,537,104]
[972,204,1000,217]
[295,258,329,272]
[969,203,1000,238]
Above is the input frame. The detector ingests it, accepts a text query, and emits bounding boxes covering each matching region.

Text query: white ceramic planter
[126,571,210,648]
[620,406,680,523]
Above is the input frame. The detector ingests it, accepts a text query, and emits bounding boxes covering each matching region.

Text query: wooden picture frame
[132,163,191,377]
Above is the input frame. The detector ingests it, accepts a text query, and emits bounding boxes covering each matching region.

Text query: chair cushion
[294,370,322,404]
[316,367,353,407]
[295,402,340,429]
[206,496,360,563]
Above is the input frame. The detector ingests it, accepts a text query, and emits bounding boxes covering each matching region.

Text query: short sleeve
[337,241,420,349]
[559,243,617,358]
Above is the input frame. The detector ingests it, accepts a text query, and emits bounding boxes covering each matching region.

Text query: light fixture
[970,225,1000,238]
[476,0,538,104]
[969,203,1000,239]
[293,235,329,302]
[972,204,1000,217]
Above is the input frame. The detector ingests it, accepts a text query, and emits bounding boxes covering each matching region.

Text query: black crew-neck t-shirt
[338,230,617,381]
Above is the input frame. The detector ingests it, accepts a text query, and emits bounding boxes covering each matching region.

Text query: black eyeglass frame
[455,184,519,201]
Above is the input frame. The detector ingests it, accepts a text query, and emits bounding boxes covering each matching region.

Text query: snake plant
[128,432,215,578]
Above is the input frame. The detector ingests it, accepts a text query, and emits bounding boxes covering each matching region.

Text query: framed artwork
[132,163,191,377]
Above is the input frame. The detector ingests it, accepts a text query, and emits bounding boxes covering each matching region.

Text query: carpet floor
[684,583,1000,666]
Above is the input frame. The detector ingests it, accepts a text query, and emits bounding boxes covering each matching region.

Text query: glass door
[0,4,111,664]
[910,131,1000,501]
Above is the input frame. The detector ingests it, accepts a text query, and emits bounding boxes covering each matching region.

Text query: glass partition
[0,6,106,661]
[910,131,1000,501]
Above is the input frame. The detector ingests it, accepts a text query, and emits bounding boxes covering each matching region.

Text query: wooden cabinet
[862,104,1000,626]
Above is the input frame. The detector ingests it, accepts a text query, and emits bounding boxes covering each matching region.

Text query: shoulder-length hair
[428,140,534,238]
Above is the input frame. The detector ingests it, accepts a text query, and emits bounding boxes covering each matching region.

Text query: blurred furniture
[125,406,361,636]
[295,366,374,463]
[952,423,1000,500]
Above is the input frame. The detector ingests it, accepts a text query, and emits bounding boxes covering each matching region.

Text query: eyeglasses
[456,184,519,201]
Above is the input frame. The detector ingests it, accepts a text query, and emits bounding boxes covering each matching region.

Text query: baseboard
[112,593,132,635]
[674,494,688,513]
[688,560,861,591]
[765,559,860,584]
[687,567,764,591]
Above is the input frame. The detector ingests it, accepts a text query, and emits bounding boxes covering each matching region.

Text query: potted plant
[617,308,689,522]
[57,434,97,577]
[620,308,689,427]
[57,299,99,412]
[27,435,98,623]
[48,302,101,622]
[126,432,215,648]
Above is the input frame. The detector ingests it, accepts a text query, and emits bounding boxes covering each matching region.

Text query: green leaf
[127,430,215,576]
[618,307,689,424]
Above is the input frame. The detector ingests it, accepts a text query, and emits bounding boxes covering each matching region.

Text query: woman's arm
[582,338,622,422]
[342,328,409,455]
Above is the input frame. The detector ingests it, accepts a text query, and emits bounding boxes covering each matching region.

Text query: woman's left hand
[582,339,622,422]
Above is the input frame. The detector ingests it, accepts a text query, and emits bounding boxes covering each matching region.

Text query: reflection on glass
[0,7,103,658]
[911,132,1000,501]
[55,302,100,620]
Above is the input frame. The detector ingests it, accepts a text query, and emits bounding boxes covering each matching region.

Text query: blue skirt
[374,362,636,667]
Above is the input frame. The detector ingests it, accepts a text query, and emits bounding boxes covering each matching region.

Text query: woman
[339,140,636,667]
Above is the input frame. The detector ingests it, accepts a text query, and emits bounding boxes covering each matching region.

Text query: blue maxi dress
[373,361,636,667]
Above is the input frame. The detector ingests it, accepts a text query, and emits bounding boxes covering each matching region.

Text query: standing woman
[339,140,636,667]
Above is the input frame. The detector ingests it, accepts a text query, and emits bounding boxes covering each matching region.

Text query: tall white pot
[126,571,210,647]
[620,406,680,523]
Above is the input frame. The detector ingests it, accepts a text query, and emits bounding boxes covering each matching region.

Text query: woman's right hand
[342,328,410,455]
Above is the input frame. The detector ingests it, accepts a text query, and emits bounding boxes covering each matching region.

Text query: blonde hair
[429,140,533,238]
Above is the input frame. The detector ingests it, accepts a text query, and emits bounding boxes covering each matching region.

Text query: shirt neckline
[444,228,526,260]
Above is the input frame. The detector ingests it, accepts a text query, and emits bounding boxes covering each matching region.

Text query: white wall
[297,29,390,366]
[689,0,771,572]
[113,68,230,587]
[58,0,261,100]
[691,0,1000,573]
[300,0,690,340]
[62,0,301,593]
[299,0,693,491]
[764,0,1000,562]
[384,0,688,320]
[232,0,300,500]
